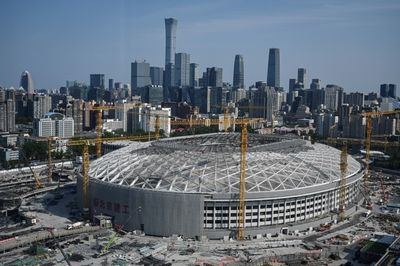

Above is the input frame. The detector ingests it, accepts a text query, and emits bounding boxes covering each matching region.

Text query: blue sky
[0,0,399,93]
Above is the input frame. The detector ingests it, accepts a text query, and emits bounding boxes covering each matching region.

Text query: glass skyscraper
[20,70,34,94]
[233,55,244,89]
[131,61,151,95]
[267,48,280,88]
[175,53,190,86]
[164,18,177,88]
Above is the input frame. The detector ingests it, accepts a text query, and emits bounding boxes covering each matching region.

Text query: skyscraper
[150,66,164,86]
[206,67,223,88]
[324,84,343,112]
[164,18,177,88]
[20,70,34,94]
[108,79,114,90]
[381,84,397,98]
[266,48,280,88]
[90,74,105,89]
[233,55,244,89]
[297,68,307,88]
[310,79,321,90]
[289,79,297,93]
[389,84,397,98]
[165,18,177,66]
[131,61,151,95]
[190,63,200,87]
[0,88,16,132]
[175,53,190,86]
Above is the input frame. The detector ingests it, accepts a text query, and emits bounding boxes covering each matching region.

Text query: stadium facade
[78,133,363,239]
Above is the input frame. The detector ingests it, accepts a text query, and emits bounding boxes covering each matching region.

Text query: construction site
[0,110,400,265]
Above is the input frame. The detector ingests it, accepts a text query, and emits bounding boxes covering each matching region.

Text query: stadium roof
[90,133,361,194]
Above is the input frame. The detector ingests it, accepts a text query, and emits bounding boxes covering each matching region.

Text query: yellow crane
[51,108,262,239]
[238,120,248,239]
[84,105,163,158]
[47,134,156,211]
[324,136,400,216]
[362,110,400,188]
[169,116,264,239]
[19,149,43,189]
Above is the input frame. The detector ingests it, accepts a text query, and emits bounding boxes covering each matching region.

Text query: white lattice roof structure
[90,133,361,194]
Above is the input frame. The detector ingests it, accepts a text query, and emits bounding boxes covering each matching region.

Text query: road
[303,212,365,243]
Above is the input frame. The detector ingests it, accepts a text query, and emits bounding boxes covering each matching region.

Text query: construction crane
[61,134,157,212]
[168,116,264,239]
[19,150,42,189]
[237,121,248,240]
[85,105,163,158]
[362,110,400,185]
[55,110,261,238]
[324,136,399,211]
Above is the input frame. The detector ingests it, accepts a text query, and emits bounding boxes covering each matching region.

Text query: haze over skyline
[0,0,399,93]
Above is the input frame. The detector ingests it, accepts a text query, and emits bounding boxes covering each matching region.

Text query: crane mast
[95,110,102,158]
[82,142,90,211]
[237,122,248,240]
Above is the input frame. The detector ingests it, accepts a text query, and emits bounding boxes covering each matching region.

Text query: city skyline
[0,0,399,93]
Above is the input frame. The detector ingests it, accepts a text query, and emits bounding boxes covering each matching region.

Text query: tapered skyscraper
[165,18,177,66]
[164,18,177,87]
[20,70,34,94]
[233,55,244,89]
[267,48,280,88]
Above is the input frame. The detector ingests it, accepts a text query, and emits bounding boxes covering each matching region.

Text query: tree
[22,141,47,161]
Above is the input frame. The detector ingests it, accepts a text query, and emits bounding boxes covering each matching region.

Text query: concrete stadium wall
[78,176,205,238]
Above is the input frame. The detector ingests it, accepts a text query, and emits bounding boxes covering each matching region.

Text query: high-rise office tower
[175,53,190,86]
[164,18,177,88]
[344,92,364,107]
[108,79,114,90]
[20,70,34,94]
[90,74,105,89]
[150,66,164,86]
[164,63,175,88]
[165,18,177,66]
[324,84,343,112]
[297,68,307,87]
[389,84,396,98]
[190,63,200,87]
[310,79,321,90]
[289,79,297,93]
[266,48,280,88]
[381,84,397,98]
[380,84,389,98]
[131,61,151,95]
[206,67,223,87]
[250,86,277,122]
[233,55,244,89]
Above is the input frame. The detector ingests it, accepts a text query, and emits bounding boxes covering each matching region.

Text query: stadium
[78,133,363,239]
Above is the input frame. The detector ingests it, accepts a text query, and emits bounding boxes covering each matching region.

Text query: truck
[66,222,84,230]
[75,156,83,164]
